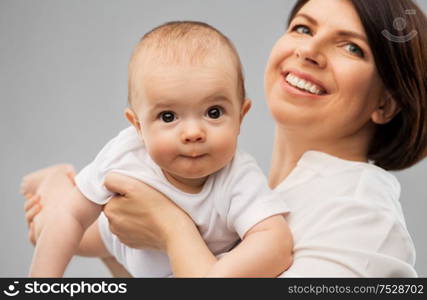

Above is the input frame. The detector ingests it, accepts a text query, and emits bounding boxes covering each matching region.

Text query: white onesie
[75,126,290,277]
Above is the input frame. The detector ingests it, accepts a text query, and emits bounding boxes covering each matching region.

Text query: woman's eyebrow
[336,30,367,43]
[294,13,317,25]
[295,13,367,43]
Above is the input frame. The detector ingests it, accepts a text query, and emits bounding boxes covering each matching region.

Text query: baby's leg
[77,220,111,258]
[22,165,130,277]
[78,220,132,277]
[20,164,76,198]
[24,165,79,211]
[101,256,132,278]
[23,164,77,243]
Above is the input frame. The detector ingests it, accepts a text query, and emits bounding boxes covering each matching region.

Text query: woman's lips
[282,70,329,95]
[280,71,329,98]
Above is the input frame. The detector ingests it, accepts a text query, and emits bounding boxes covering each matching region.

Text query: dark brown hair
[128,21,246,106]
[288,0,427,171]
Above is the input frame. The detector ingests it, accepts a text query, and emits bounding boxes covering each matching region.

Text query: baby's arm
[29,186,102,277]
[207,214,292,277]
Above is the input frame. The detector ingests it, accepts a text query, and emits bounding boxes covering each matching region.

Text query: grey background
[1,0,426,277]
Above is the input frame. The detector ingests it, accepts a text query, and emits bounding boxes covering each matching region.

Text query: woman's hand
[103,173,219,276]
[103,173,194,251]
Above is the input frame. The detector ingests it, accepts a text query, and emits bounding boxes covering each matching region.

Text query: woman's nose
[294,40,326,68]
[181,123,206,143]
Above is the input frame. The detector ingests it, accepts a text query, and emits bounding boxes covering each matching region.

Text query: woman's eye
[292,24,311,35]
[159,111,176,123]
[344,43,364,58]
[206,106,224,119]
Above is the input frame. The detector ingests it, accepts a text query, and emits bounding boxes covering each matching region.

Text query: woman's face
[264,0,386,142]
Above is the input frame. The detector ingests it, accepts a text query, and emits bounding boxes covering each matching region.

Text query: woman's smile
[284,69,328,94]
[281,70,328,98]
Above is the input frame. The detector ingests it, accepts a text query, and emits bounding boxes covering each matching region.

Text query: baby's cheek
[212,130,238,159]
[147,136,178,166]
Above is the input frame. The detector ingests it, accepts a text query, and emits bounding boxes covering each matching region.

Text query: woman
[25,0,427,277]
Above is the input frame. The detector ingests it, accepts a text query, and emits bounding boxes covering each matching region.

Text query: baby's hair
[128,21,246,106]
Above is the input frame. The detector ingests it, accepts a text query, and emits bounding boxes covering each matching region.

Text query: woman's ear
[371,92,400,124]
[125,108,142,133]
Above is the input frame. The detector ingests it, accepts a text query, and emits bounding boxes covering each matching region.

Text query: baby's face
[132,59,247,183]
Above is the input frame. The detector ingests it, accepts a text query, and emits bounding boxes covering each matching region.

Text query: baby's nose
[181,124,206,143]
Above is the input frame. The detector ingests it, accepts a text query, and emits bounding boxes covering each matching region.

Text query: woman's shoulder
[296,150,401,200]
[279,152,416,276]
[297,150,396,177]
[281,150,404,221]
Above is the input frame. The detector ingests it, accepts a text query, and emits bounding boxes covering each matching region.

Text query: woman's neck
[268,124,372,189]
[269,126,306,189]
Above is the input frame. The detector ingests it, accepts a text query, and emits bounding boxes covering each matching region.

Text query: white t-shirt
[277,151,417,277]
[75,126,290,277]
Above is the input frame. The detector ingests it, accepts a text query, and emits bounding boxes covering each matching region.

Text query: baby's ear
[240,98,252,123]
[125,108,142,133]
[371,92,400,125]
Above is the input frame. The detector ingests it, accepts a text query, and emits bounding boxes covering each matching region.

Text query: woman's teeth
[285,73,325,95]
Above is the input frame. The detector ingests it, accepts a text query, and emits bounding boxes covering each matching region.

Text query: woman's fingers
[103,177,189,251]
[104,172,139,196]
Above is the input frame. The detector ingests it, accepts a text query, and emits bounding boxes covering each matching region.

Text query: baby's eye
[292,24,312,35]
[206,106,224,119]
[344,43,364,58]
[159,111,176,123]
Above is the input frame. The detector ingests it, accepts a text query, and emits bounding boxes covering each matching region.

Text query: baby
[26,21,292,277]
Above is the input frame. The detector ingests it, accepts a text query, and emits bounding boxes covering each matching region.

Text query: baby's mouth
[181,153,207,159]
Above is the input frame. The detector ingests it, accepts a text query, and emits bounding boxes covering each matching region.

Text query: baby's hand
[23,194,43,245]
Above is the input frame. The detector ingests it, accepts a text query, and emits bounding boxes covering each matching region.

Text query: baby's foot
[20,164,76,197]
